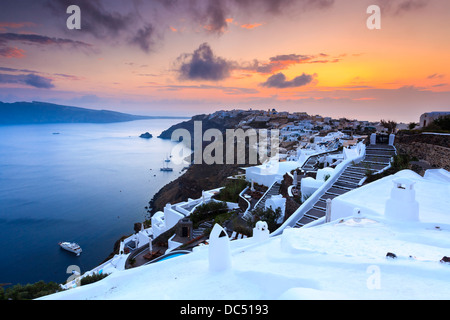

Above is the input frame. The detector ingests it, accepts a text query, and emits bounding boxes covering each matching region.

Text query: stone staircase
[192,220,214,238]
[253,182,281,211]
[294,144,396,228]
[242,181,282,221]
[302,156,319,171]
[301,150,342,172]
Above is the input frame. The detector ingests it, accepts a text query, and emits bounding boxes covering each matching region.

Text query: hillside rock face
[149,163,242,213]
[395,133,450,172]
[151,113,264,213]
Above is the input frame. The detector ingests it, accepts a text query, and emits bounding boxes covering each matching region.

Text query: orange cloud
[240,23,263,30]
[0,46,25,58]
[353,97,377,101]
[243,54,314,74]
[0,21,35,32]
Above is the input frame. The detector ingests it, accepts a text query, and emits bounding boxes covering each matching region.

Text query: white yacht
[59,242,82,256]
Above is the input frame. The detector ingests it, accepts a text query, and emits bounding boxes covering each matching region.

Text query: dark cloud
[154,0,334,34]
[261,72,314,88]
[0,67,37,73]
[377,0,428,15]
[0,66,80,82]
[1,0,337,55]
[202,1,228,33]
[0,32,94,58]
[230,0,333,14]
[175,43,336,82]
[0,73,54,89]
[47,0,161,53]
[395,0,428,14]
[0,33,93,49]
[130,24,155,53]
[427,73,445,80]
[242,53,339,74]
[176,43,235,81]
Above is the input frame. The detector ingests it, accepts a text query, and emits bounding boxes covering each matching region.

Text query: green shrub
[80,273,109,286]
[1,281,61,300]
[424,115,450,132]
[250,207,282,232]
[190,201,229,227]
[213,179,249,203]
[365,153,412,184]
[214,211,234,226]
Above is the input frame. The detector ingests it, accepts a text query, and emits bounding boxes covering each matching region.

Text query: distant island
[0,101,188,125]
[139,132,153,139]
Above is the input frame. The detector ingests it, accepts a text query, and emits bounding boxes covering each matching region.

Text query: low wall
[396,141,450,172]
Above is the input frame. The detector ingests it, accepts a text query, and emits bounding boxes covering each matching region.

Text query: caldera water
[0,118,187,286]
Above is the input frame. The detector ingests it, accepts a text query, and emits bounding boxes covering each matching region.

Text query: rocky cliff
[149,163,243,213]
[150,113,258,212]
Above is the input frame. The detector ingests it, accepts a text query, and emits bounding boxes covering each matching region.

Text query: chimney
[209,224,232,272]
[253,221,270,242]
[384,178,419,222]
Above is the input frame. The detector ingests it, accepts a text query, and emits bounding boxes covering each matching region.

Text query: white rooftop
[40,169,450,300]
[40,217,450,300]
[331,169,450,225]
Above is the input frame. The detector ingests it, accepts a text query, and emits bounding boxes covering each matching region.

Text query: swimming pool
[158,253,186,262]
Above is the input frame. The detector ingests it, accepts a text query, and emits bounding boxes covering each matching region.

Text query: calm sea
[0,119,188,286]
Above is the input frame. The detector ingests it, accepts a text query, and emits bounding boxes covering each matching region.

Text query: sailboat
[160,157,173,172]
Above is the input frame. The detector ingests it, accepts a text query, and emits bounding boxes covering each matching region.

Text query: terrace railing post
[325,198,332,223]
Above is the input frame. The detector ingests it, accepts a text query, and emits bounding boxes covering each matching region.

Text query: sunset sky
[0,0,449,122]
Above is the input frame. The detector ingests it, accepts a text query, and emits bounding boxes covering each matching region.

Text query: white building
[419,111,450,128]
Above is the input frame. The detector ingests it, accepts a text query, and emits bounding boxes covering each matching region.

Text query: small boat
[59,242,82,256]
[160,158,173,171]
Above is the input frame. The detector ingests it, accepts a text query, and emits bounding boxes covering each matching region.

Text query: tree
[430,115,450,131]
[1,281,61,300]
[190,201,229,227]
[250,207,282,232]
[380,119,397,134]
[408,122,418,130]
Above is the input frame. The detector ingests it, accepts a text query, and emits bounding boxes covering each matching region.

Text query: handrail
[253,179,278,209]
[239,186,251,219]
[271,143,366,237]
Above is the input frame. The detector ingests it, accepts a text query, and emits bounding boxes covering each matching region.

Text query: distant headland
[0,101,188,125]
